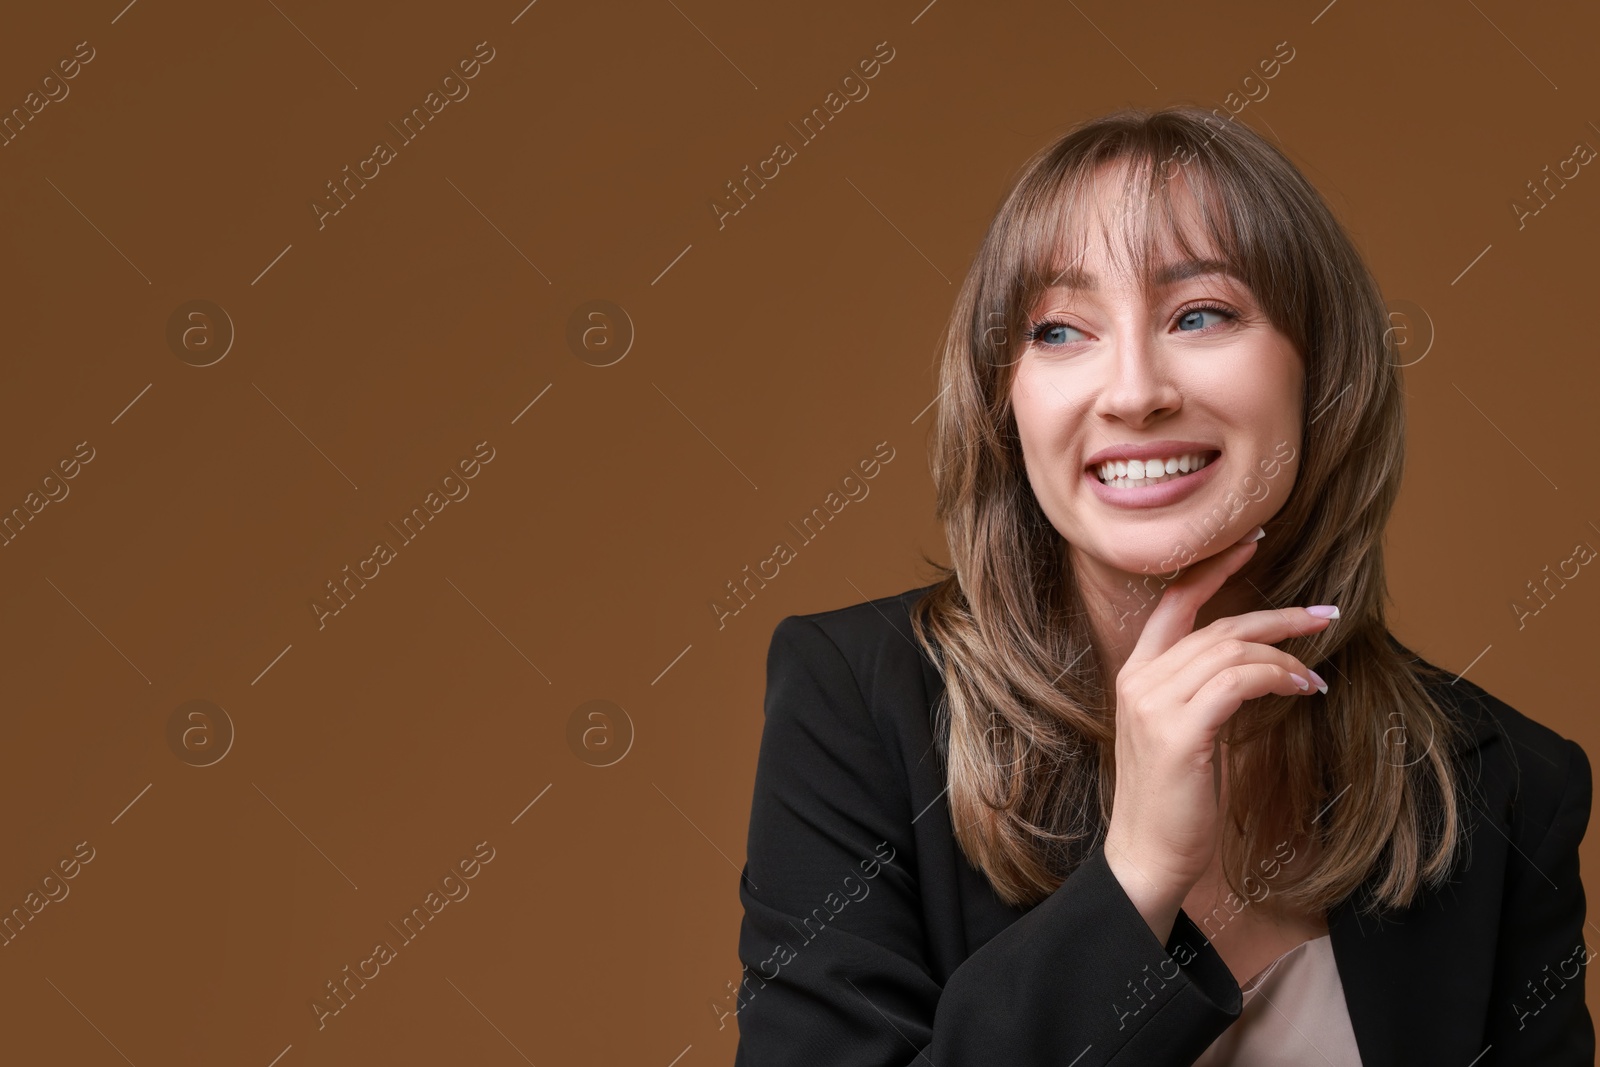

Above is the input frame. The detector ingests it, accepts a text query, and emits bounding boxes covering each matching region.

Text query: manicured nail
[1290,672,1310,691]
[1307,669,1329,694]
[1305,605,1340,618]
[1238,525,1265,544]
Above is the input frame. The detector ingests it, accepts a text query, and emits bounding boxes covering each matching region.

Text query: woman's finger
[1125,529,1263,675]
[1147,635,1326,715]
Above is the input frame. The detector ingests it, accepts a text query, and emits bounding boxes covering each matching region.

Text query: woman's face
[1009,164,1305,605]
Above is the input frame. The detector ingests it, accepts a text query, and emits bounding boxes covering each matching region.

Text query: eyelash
[1025,301,1239,346]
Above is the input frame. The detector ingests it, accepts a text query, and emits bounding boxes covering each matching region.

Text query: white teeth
[1095,451,1213,488]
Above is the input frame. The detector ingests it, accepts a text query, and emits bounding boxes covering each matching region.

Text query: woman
[730,106,1593,1065]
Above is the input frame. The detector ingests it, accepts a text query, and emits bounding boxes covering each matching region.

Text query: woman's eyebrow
[1043,257,1238,291]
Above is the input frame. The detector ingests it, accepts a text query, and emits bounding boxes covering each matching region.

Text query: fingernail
[1305,605,1340,618]
[1238,525,1265,544]
[1307,669,1329,694]
[1290,672,1310,691]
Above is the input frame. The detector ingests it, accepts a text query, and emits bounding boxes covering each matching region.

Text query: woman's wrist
[1103,836,1186,945]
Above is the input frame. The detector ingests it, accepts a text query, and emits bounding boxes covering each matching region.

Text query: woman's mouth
[1082,448,1223,509]
[1092,449,1220,489]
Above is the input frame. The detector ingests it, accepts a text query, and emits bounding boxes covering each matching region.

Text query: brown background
[0,0,1596,1062]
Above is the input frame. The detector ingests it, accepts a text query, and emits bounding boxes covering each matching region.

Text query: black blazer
[731,584,1595,1066]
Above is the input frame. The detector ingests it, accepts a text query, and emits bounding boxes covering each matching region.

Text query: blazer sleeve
[1485,737,1595,1063]
[731,614,1243,1066]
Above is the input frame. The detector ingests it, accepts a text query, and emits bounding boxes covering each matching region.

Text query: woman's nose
[1092,327,1182,427]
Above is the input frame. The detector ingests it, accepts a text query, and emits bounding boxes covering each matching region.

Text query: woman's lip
[1083,452,1221,508]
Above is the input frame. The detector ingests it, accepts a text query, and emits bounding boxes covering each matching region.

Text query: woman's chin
[1072,545,1183,580]
[1073,539,1243,584]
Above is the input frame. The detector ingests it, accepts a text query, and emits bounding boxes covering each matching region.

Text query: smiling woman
[733,105,1594,1067]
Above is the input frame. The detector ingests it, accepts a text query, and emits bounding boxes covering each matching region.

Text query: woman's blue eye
[1177,306,1231,331]
[1031,321,1083,346]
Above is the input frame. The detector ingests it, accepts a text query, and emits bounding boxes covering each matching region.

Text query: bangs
[1002,133,1271,340]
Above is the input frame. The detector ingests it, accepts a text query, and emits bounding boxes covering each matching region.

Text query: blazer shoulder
[1399,639,1591,835]
[1431,666,1578,769]
[767,581,944,711]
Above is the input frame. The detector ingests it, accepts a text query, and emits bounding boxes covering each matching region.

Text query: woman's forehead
[1038,255,1242,294]
[1014,157,1254,300]
[1029,225,1237,302]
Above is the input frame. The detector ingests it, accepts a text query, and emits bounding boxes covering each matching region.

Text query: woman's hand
[1102,528,1337,944]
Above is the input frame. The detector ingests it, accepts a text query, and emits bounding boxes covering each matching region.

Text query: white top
[1191,934,1364,1066]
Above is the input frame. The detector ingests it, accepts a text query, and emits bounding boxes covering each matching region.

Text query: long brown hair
[908,104,1464,915]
